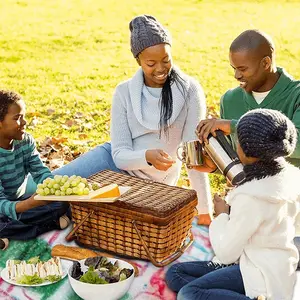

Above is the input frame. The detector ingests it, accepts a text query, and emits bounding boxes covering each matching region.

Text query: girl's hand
[213,193,230,217]
[146,149,176,171]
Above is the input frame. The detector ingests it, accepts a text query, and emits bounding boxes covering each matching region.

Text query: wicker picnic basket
[66,170,198,267]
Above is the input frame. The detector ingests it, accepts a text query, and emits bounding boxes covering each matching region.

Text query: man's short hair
[230,29,275,59]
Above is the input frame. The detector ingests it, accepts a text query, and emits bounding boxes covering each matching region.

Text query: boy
[0,90,70,249]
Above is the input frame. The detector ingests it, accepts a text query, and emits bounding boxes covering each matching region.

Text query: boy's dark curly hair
[0,90,22,121]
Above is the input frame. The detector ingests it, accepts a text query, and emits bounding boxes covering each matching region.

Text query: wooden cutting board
[34,186,131,202]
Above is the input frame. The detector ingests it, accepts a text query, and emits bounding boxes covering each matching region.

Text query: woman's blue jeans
[53,142,124,177]
[165,261,253,300]
[26,142,125,194]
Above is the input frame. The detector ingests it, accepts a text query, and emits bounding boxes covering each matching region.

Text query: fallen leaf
[28,116,39,128]
[52,137,69,145]
[37,135,85,171]
[47,108,55,115]
[82,122,93,129]
[48,151,63,160]
[27,112,41,117]
[65,119,75,127]
[49,158,65,170]
[184,178,190,187]
[72,140,89,146]
[78,133,88,140]
[71,151,82,158]
[39,137,52,148]
[74,112,84,118]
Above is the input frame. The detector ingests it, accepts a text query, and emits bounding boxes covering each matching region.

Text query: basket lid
[88,170,197,218]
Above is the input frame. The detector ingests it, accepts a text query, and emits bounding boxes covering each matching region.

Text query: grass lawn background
[1,0,300,191]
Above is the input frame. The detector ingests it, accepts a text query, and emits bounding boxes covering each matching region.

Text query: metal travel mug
[177,140,203,167]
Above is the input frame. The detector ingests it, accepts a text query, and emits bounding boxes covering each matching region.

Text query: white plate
[0,260,71,287]
[34,186,131,203]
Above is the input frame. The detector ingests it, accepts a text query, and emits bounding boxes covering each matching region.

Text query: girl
[166,108,300,300]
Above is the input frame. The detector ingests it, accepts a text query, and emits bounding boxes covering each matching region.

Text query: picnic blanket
[1,220,299,300]
[0,218,214,300]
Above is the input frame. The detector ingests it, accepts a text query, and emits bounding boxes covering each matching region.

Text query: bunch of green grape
[36,175,99,196]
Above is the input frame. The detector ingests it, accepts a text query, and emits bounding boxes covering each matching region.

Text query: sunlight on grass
[1,0,299,192]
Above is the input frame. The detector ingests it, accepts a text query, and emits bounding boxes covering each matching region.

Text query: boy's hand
[146,149,175,171]
[213,194,230,217]
[15,194,51,213]
[29,194,52,207]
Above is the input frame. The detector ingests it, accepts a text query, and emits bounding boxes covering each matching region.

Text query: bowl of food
[68,256,134,300]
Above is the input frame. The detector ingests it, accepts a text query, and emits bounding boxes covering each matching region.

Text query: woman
[53,15,212,224]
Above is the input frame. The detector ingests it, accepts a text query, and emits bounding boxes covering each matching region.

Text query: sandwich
[6,257,63,284]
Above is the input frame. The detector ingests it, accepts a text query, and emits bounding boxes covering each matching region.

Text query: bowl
[68,257,134,300]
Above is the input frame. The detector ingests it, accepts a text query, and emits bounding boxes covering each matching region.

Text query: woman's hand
[213,193,230,217]
[146,149,175,171]
[196,118,231,144]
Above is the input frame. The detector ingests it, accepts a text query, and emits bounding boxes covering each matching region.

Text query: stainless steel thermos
[204,131,245,185]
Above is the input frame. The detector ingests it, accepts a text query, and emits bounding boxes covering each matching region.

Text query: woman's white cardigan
[110,68,212,214]
[210,164,300,300]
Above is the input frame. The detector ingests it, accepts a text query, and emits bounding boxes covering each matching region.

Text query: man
[196,29,300,268]
[197,29,300,167]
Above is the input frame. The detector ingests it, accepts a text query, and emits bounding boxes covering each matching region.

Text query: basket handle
[65,210,94,242]
[132,220,193,267]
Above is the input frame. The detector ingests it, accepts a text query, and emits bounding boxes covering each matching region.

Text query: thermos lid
[231,171,246,185]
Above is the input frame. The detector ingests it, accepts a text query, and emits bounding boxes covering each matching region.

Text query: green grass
[1,0,300,192]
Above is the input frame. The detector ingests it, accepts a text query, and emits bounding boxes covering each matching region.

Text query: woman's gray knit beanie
[129,15,171,58]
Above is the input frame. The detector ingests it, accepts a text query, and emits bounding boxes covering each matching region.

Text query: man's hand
[213,193,230,217]
[196,118,231,144]
[146,149,175,171]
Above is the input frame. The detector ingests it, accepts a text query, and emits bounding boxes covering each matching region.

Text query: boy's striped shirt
[0,133,52,219]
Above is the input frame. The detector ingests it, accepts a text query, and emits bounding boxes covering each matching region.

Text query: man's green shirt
[221,67,300,167]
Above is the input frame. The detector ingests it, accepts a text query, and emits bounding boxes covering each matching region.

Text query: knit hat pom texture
[237,108,297,160]
[129,15,171,58]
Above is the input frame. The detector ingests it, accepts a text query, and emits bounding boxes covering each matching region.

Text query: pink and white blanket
[1,218,299,299]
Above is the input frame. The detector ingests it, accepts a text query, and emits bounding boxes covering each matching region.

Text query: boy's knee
[58,201,70,214]
[49,201,70,216]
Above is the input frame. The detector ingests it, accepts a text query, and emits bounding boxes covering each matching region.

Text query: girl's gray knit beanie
[237,108,297,160]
